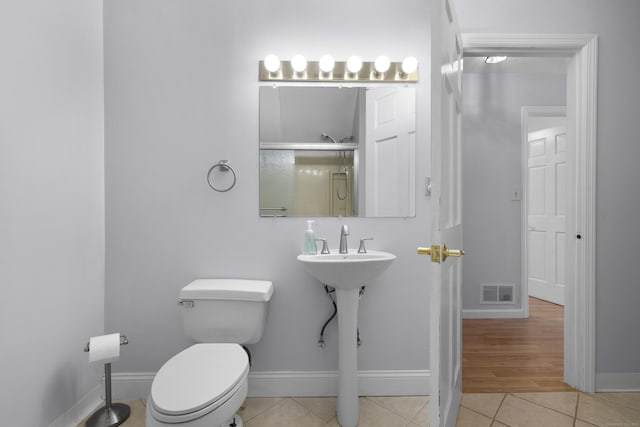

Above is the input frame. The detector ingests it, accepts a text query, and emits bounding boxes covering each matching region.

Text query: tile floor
[78,392,640,427]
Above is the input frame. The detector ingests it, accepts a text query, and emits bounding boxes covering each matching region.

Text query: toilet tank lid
[180,279,273,301]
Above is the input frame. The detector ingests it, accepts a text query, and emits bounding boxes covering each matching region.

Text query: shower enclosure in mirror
[259,86,416,217]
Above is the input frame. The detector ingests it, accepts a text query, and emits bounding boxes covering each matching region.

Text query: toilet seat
[149,343,249,423]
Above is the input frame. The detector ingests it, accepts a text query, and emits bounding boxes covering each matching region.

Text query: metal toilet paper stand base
[84,335,130,427]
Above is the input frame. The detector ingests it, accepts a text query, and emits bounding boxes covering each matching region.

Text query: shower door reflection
[259,149,355,217]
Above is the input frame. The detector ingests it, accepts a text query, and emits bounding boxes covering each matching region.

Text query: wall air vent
[481,284,515,304]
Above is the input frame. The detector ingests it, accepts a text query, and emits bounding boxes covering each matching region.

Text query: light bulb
[346,56,363,74]
[374,56,391,73]
[485,56,507,64]
[291,54,307,72]
[319,55,335,73]
[264,55,280,73]
[401,56,418,74]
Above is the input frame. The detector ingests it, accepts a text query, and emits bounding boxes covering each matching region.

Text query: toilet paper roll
[88,333,120,364]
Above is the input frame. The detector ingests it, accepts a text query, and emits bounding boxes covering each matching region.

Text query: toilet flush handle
[178,300,194,308]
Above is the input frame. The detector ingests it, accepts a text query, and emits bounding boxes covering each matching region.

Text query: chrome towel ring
[207,160,237,192]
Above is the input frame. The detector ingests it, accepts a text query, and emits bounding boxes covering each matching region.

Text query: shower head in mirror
[321,133,338,144]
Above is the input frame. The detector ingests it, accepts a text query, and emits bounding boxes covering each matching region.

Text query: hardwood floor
[462,297,576,393]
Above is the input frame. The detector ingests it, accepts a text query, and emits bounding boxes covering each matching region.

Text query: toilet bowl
[145,279,273,427]
[146,344,249,427]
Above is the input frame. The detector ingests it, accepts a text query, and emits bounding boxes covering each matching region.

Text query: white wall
[0,0,105,425]
[456,0,640,376]
[104,0,431,376]
[462,71,566,312]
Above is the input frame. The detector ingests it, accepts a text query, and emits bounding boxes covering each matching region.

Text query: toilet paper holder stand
[84,334,128,352]
[83,334,130,427]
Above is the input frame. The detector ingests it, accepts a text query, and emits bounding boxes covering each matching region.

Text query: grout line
[362,396,398,415]
[459,394,511,426]
[591,391,640,413]
[242,397,286,422]
[494,393,508,422]
[509,393,579,419]
[292,396,338,422]
[407,397,430,425]
[459,404,494,422]
[362,396,428,425]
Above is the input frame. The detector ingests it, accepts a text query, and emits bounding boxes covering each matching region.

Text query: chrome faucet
[339,225,349,254]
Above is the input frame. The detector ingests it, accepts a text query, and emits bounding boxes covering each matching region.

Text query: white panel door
[427,0,464,426]
[365,87,416,216]
[527,126,567,305]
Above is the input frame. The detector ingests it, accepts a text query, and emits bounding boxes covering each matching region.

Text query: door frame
[521,106,567,317]
[461,33,597,391]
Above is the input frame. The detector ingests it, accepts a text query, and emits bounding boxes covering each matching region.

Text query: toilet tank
[179,279,273,344]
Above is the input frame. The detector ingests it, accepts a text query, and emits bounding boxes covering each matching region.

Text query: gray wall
[259,87,358,143]
[104,0,431,374]
[462,71,566,311]
[456,0,640,374]
[0,0,105,426]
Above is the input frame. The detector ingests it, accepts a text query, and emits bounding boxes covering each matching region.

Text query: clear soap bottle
[303,220,318,255]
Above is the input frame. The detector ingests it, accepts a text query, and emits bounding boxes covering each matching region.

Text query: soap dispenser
[303,220,318,255]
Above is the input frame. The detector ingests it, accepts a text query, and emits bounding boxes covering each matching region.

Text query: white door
[365,87,416,216]
[527,126,567,305]
[424,0,464,426]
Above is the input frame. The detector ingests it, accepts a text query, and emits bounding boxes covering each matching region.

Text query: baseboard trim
[47,385,101,427]
[248,370,430,397]
[463,308,526,319]
[109,370,431,400]
[111,372,157,401]
[596,373,640,391]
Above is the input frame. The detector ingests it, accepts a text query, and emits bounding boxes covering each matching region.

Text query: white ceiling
[463,56,568,74]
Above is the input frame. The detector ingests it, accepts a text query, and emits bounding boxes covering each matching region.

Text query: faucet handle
[358,237,374,254]
[315,238,330,254]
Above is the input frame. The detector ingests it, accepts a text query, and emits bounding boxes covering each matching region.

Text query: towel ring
[207,160,237,192]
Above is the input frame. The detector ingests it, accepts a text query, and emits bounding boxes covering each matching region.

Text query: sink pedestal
[335,288,360,427]
[296,250,396,427]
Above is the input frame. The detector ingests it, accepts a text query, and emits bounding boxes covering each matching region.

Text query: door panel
[556,163,567,215]
[430,0,463,425]
[527,126,567,305]
[529,166,546,214]
[365,87,416,216]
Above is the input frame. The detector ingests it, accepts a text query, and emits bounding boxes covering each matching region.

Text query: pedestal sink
[297,250,396,427]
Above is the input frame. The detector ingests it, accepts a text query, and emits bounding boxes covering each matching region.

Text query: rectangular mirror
[259,86,416,217]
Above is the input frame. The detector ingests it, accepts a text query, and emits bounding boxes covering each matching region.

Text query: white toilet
[146,279,273,427]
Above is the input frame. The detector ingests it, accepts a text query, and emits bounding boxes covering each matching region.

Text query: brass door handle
[417,244,464,263]
[417,245,440,263]
[442,244,464,262]
[417,247,433,255]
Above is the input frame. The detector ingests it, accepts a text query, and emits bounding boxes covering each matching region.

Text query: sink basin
[297,250,396,290]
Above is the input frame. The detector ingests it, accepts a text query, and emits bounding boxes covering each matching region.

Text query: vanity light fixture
[485,56,507,64]
[259,55,418,82]
[264,54,281,73]
[319,55,335,73]
[401,56,418,74]
[291,54,307,73]
[374,56,391,73]
[346,56,363,74]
